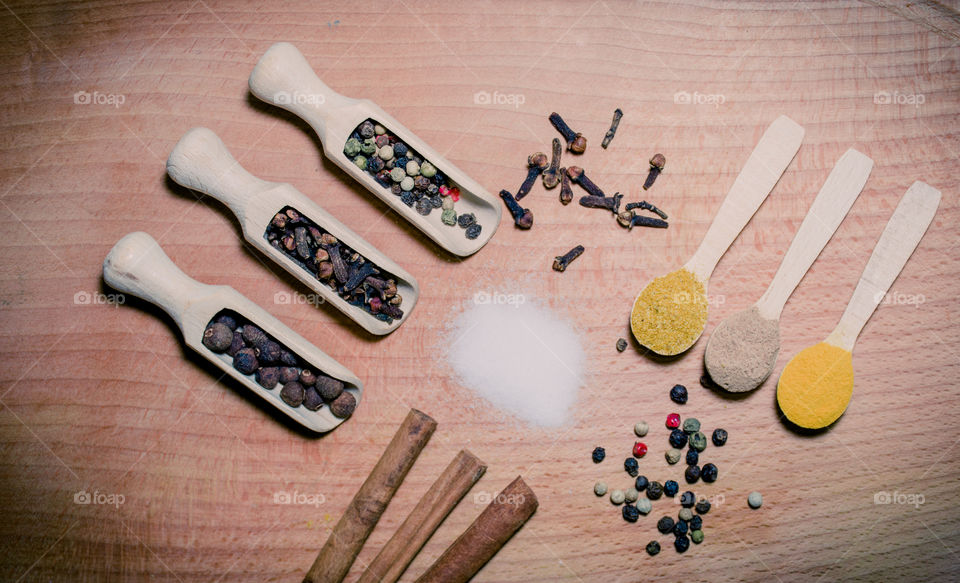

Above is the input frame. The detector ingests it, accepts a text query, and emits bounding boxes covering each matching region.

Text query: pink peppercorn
[633,442,647,457]
[666,413,681,429]
[449,187,461,202]
[439,185,449,196]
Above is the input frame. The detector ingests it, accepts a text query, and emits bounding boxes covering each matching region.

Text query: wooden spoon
[777,181,941,429]
[248,42,501,257]
[704,148,874,391]
[166,127,419,336]
[102,231,362,433]
[630,116,805,355]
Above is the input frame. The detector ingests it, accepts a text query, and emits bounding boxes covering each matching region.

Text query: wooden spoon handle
[248,42,357,142]
[166,127,277,226]
[756,148,873,320]
[102,232,214,330]
[686,115,804,281]
[826,181,941,351]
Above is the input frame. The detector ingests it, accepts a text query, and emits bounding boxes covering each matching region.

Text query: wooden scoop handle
[166,127,277,226]
[756,148,873,320]
[826,181,940,351]
[685,115,804,281]
[102,232,214,329]
[249,42,357,142]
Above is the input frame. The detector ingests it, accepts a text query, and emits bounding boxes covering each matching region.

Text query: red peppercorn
[666,413,681,429]
[633,442,647,457]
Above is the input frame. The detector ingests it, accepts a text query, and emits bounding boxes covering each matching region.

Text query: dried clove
[565,166,606,197]
[625,200,668,219]
[324,242,349,283]
[344,262,378,292]
[559,168,573,205]
[628,215,668,230]
[643,153,666,190]
[553,245,585,272]
[549,112,587,154]
[579,192,623,214]
[516,152,548,200]
[500,190,533,229]
[601,108,623,149]
[542,138,562,189]
[294,226,311,260]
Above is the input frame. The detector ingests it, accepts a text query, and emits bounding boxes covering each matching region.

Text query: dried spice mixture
[630,268,708,354]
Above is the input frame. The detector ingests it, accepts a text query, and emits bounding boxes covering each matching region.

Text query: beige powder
[704,306,780,392]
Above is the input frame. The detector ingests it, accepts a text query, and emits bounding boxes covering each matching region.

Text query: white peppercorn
[748,491,763,509]
[634,421,649,437]
[610,489,625,505]
[594,481,607,496]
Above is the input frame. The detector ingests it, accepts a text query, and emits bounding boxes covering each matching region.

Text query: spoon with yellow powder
[777,181,941,429]
[704,148,874,392]
[630,116,804,355]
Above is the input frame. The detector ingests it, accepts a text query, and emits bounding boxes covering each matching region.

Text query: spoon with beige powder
[703,148,873,392]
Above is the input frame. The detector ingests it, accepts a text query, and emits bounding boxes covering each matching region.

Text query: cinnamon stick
[303,409,437,583]
[414,476,538,583]
[357,450,487,583]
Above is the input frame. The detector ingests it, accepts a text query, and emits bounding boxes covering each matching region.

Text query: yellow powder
[630,268,708,355]
[777,342,854,429]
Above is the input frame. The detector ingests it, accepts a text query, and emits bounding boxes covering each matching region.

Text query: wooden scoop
[166,127,419,335]
[248,42,501,257]
[777,181,940,429]
[102,231,362,433]
[704,148,874,391]
[630,116,805,355]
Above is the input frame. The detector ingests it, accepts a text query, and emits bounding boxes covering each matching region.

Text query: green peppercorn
[441,209,457,225]
[689,431,707,452]
[353,155,367,170]
[361,138,377,155]
[594,481,607,496]
[690,529,704,544]
[344,137,361,156]
[682,417,700,434]
[420,161,436,177]
[665,448,682,464]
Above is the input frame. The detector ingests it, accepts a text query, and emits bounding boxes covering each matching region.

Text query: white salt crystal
[445,297,584,427]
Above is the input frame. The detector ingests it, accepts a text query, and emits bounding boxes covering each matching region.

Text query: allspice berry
[202,323,234,353]
[302,386,324,411]
[232,348,259,375]
[329,391,356,418]
[280,381,305,407]
[255,367,280,389]
[316,375,345,401]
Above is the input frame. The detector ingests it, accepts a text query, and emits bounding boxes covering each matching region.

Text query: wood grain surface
[1,1,958,581]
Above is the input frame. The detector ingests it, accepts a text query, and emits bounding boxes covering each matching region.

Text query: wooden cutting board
[1,1,958,581]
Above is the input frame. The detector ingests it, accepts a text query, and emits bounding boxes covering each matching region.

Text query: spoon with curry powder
[777,181,940,429]
[704,148,874,391]
[630,116,804,356]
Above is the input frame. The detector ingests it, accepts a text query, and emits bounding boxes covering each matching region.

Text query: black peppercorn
[635,475,649,492]
[302,386,324,411]
[695,499,711,514]
[592,446,605,463]
[680,491,695,507]
[232,347,259,375]
[669,429,688,449]
[669,384,688,404]
[646,481,663,500]
[280,381,305,407]
[622,504,639,523]
[712,428,728,446]
[686,449,699,466]
[255,366,280,389]
[673,520,688,536]
[329,391,356,418]
[316,375,345,401]
[645,541,660,556]
[701,463,718,483]
[663,480,679,497]
[657,516,675,534]
[685,465,701,484]
[458,213,476,228]
[690,515,702,530]
[674,534,690,553]
[202,322,234,353]
[624,457,639,477]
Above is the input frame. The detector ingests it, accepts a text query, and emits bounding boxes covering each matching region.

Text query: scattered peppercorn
[616,338,628,352]
[712,428,728,446]
[701,463,718,483]
[610,489,625,505]
[634,421,649,437]
[684,465,701,484]
[689,515,702,530]
[748,491,763,509]
[625,488,639,504]
[636,498,652,515]
[646,541,661,556]
[678,507,693,522]
[695,499,711,514]
[635,475,649,492]
[689,431,707,452]
[622,504,639,522]
[680,491,696,508]
[682,417,700,434]
[669,429,688,449]
[685,449,699,466]
[673,520,688,536]
[663,480,679,497]
[665,448,682,465]
[674,534,690,553]
[633,442,648,458]
[624,457,639,477]
[690,529,704,544]
[666,413,681,429]
[669,384,688,404]
[657,516,675,534]
[594,481,608,496]
[646,481,664,500]
[592,446,606,463]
